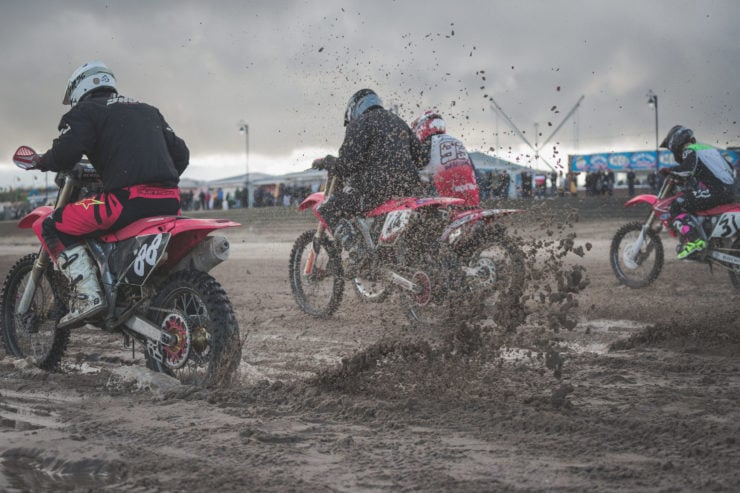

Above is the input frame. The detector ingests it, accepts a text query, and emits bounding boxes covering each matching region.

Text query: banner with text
[569,149,739,172]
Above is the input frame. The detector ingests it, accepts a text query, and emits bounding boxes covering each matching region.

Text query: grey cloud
[1,0,739,183]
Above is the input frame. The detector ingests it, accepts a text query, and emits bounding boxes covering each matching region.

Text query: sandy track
[0,208,738,492]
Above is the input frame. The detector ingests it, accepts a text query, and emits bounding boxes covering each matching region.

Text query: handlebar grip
[74,163,101,182]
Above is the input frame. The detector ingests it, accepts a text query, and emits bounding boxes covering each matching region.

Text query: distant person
[501,170,511,199]
[35,60,188,326]
[606,169,615,196]
[626,168,636,196]
[521,171,533,198]
[410,109,480,206]
[199,190,206,210]
[647,170,658,193]
[661,125,736,258]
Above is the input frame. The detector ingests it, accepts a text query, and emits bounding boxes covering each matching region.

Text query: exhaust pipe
[173,235,230,273]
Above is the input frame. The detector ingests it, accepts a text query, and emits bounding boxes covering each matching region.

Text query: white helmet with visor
[63,60,117,106]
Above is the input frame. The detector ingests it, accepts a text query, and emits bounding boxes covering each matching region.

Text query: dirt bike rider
[661,125,736,259]
[410,109,480,207]
[312,89,425,263]
[34,61,189,327]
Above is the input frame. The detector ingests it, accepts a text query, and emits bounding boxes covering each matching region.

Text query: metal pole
[647,91,659,170]
[654,95,659,170]
[239,122,250,208]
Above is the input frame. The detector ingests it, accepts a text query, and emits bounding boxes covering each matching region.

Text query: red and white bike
[0,146,242,386]
[610,173,740,289]
[288,172,527,329]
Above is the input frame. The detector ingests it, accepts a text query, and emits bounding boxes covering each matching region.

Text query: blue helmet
[344,89,383,126]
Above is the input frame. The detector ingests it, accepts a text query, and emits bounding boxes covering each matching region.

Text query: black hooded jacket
[333,107,424,206]
[38,92,189,192]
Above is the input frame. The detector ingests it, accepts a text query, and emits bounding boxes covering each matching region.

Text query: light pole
[238,121,250,208]
[647,90,659,169]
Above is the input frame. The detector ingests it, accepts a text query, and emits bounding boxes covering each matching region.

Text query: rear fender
[441,208,524,242]
[698,203,740,216]
[367,196,465,217]
[98,216,240,270]
[99,216,240,243]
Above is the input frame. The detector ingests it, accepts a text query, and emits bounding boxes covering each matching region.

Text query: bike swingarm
[123,315,176,346]
[708,249,740,267]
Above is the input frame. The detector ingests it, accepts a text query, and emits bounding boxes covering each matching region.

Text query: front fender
[298,191,326,212]
[624,194,658,208]
[18,205,54,229]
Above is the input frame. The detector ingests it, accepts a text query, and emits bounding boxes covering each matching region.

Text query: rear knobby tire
[459,228,527,331]
[610,222,664,288]
[146,269,241,388]
[289,230,344,317]
[0,253,69,370]
[729,236,740,290]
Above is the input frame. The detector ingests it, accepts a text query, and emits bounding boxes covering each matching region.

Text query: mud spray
[290,204,592,409]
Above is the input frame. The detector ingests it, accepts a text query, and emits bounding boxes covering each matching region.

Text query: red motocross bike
[288,172,526,329]
[610,173,740,289]
[0,146,242,386]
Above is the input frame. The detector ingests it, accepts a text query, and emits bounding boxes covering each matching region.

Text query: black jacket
[333,107,424,205]
[39,92,189,192]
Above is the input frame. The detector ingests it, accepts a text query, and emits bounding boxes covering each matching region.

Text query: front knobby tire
[289,230,344,317]
[610,221,664,288]
[147,269,241,387]
[0,253,69,370]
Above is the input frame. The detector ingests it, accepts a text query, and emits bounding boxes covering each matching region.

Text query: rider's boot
[57,245,108,327]
[677,238,706,259]
[333,219,362,277]
[673,214,706,259]
[333,219,357,251]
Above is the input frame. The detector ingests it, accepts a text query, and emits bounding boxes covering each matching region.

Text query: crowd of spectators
[178,167,660,212]
[180,184,315,211]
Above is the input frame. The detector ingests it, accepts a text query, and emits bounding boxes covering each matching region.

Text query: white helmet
[63,61,117,106]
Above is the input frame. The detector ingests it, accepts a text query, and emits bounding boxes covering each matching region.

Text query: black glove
[312,155,337,172]
[32,154,48,172]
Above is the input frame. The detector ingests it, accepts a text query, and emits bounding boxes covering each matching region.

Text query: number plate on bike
[117,233,171,285]
[380,210,413,245]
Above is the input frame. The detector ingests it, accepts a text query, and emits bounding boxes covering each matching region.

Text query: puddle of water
[0,453,119,493]
[0,394,65,431]
[498,319,650,365]
[578,318,649,333]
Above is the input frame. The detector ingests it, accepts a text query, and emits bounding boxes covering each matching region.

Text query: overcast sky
[1,0,739,187]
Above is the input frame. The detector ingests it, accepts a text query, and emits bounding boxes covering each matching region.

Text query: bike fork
[16,248,51,316]
[634,212,657,253]
[304,223,326,276]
